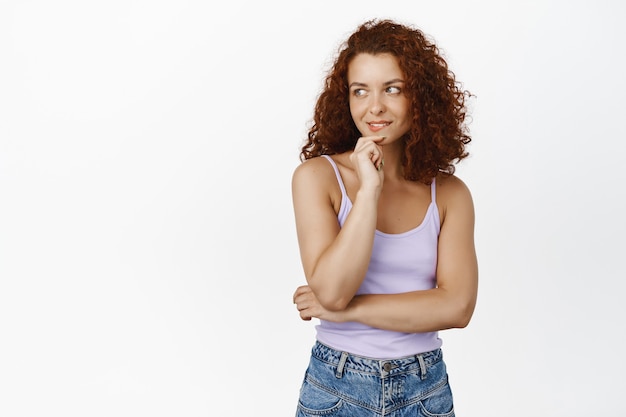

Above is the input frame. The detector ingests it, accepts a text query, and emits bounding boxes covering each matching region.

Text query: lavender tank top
[316,155,443,359]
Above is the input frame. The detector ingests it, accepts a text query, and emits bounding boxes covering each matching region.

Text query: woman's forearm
[342,288,476,333]
[307,188,379,311]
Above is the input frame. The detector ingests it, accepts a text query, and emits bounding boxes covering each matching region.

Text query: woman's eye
[386,86,401,94]
[353,88,367,97]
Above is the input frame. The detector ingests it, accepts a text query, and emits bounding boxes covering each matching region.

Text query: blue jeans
[296,342,454,417]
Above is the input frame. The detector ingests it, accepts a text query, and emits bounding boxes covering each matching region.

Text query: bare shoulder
[292,155,343,210]
[435,173,475,220]
[436,173,472,196]
[292,156,335,187]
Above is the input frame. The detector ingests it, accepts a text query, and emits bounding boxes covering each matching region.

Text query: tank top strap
[321,155,348,198]
[430,177,437,202]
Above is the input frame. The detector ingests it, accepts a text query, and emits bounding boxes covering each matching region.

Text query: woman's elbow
[318,294,351,312]
[311,286,351,311]
[450,300,476,328]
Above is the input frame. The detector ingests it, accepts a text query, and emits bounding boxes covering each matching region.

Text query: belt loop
[417,354,427,380]
[335,352,349,379]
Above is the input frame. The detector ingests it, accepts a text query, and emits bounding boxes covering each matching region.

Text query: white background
[1,1,625,416]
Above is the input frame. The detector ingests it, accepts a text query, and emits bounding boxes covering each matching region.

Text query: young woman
[291,19,478,416]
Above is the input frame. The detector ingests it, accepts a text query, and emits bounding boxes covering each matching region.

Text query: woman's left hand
[293,285,346,322]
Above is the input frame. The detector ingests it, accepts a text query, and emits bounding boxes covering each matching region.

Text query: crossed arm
[292,159,478,334]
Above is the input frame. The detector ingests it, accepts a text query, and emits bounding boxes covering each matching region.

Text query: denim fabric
[296,342,454,417]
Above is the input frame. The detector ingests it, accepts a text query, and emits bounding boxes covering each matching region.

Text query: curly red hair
[300,19,472,184]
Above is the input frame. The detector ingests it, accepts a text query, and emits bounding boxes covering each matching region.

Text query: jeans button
[383,362,392,372]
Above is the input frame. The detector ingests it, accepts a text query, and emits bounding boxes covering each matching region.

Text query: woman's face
[347,53,411,146]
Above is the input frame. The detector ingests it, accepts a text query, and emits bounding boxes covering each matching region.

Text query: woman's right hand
[349,136,385,195]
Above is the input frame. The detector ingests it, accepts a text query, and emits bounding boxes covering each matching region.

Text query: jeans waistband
[311,341,442,377]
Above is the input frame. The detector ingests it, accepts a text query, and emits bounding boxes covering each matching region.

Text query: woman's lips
[367,121,391,132]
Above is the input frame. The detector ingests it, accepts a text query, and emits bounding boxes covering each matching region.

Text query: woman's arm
[294,175,478,332]
[292,138,384,311]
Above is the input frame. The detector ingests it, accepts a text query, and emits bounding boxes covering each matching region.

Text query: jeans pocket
[418,381,455,417]
[297,377,344,416]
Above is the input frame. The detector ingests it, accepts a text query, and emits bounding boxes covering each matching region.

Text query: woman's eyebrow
[383,78,405,85]
[348,79,405,88]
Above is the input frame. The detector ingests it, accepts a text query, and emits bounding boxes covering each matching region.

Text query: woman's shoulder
[292,155,337,191]
[292,153,352,180]
[436,172,470,188]
[292,154,349,211]
[292,155,331,179]
[435,173,474,212]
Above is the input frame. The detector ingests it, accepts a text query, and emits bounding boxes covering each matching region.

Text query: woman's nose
[369,95,385,115]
